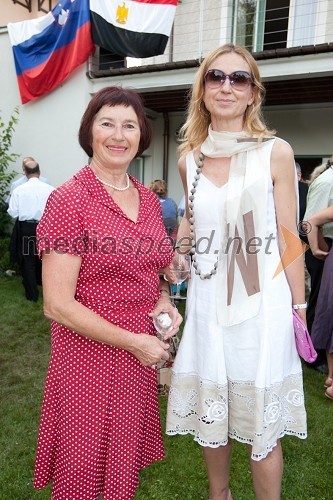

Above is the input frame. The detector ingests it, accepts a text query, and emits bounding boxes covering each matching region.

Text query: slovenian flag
[8,0,95,104]
[90,0,178,58]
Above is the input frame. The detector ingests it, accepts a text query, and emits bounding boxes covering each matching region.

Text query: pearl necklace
[189,152,219,280]
[95,173,130,191]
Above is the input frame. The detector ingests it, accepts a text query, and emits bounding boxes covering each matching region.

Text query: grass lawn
[0,275,332,499]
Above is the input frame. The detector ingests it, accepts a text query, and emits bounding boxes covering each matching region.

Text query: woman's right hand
[129,334,170,366]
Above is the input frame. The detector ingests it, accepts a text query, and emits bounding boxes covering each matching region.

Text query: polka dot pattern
[34,167,173,499]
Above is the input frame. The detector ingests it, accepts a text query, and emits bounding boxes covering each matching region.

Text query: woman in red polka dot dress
[34,87,182,499]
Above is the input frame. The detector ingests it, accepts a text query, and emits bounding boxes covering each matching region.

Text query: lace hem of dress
[166,372,307,461]
[166,428,306,461]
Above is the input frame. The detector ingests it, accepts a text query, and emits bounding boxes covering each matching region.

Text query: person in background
[165,43,307,500]
[295,161,310,299]
[295,161,308,222]
[4,156,49,207]
[148,179,178,239]
[304,156,333,372]
[33,86,182,499]
[307,204,333,399]
[7,160,54,301]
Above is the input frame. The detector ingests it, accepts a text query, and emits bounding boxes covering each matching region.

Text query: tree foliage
[0,107,20,236]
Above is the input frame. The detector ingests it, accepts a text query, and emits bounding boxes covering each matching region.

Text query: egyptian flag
[90,0,178,58]
[8,0,95,104]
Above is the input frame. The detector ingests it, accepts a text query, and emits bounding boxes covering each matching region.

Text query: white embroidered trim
[166,373,307,461]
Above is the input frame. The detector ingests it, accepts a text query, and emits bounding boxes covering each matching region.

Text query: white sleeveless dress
[166,143,307,461]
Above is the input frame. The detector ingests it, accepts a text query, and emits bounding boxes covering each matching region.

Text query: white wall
[0,29,91,189]
[264,106,333,156]
[168,113,185,205]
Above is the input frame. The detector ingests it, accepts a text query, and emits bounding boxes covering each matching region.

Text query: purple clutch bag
[292,309,317,363]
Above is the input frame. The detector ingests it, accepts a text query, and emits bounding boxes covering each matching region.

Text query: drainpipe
[164,23,173,182]
[163,112,169,181]
[169,25,174,63]
[198,0,204,61]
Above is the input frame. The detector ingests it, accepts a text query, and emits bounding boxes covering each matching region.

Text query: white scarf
[201,126,275,326]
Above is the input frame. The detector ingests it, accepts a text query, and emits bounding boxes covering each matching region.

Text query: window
[263,0,290,50]
[98,47,125,71]
[232,0,317,52]
[288,0,317,47]
[233,0,262,51]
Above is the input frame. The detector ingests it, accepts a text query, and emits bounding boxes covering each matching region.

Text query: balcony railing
[12,0,52,14]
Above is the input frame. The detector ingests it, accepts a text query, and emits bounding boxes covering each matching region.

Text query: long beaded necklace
[188,152,219,280]
[95,173,130,191]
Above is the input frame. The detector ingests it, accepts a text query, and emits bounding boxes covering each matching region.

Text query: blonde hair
[309,156,333,185]
[178,44,275,156]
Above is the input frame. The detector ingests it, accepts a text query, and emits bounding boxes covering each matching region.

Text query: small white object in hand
[157,312,173,329]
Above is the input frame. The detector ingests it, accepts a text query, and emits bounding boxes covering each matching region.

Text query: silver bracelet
[292,303,307,310]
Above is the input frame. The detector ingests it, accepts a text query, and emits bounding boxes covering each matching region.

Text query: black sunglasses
[204,69,253,91]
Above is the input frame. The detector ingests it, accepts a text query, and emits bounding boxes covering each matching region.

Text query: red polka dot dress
[34,167,173,499]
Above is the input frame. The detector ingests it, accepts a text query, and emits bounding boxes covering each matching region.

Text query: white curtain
[290,0,316,46]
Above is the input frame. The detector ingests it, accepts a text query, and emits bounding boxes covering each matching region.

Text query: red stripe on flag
[131,0,178,5]
[17,22,94,104]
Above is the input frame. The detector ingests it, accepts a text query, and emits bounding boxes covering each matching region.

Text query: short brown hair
[78,86,152,158]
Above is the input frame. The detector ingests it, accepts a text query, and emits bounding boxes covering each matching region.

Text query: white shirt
[7,177,55,221]
[10,174,49,195]
[304,167,333,239]
[5,175,50,204]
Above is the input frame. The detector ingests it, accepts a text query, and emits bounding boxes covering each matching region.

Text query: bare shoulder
[271,137,294,161]
[271,138,295,182]
[178,147,201,173]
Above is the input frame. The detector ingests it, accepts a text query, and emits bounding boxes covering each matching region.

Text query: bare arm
[42,251,170,366]
[271,139,306,322]
[175,154,192,250]
[162,155,191,284]
[308,205,333,226]
[307,205,333,259]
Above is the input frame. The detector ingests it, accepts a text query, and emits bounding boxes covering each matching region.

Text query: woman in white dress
[165,44,307,500]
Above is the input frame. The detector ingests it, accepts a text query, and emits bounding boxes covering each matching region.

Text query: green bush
[0,107,20,237]
[0,236,20,275]
[0,237,10,274]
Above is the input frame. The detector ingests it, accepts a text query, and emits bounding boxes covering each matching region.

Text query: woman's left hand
[149,297,183,340]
